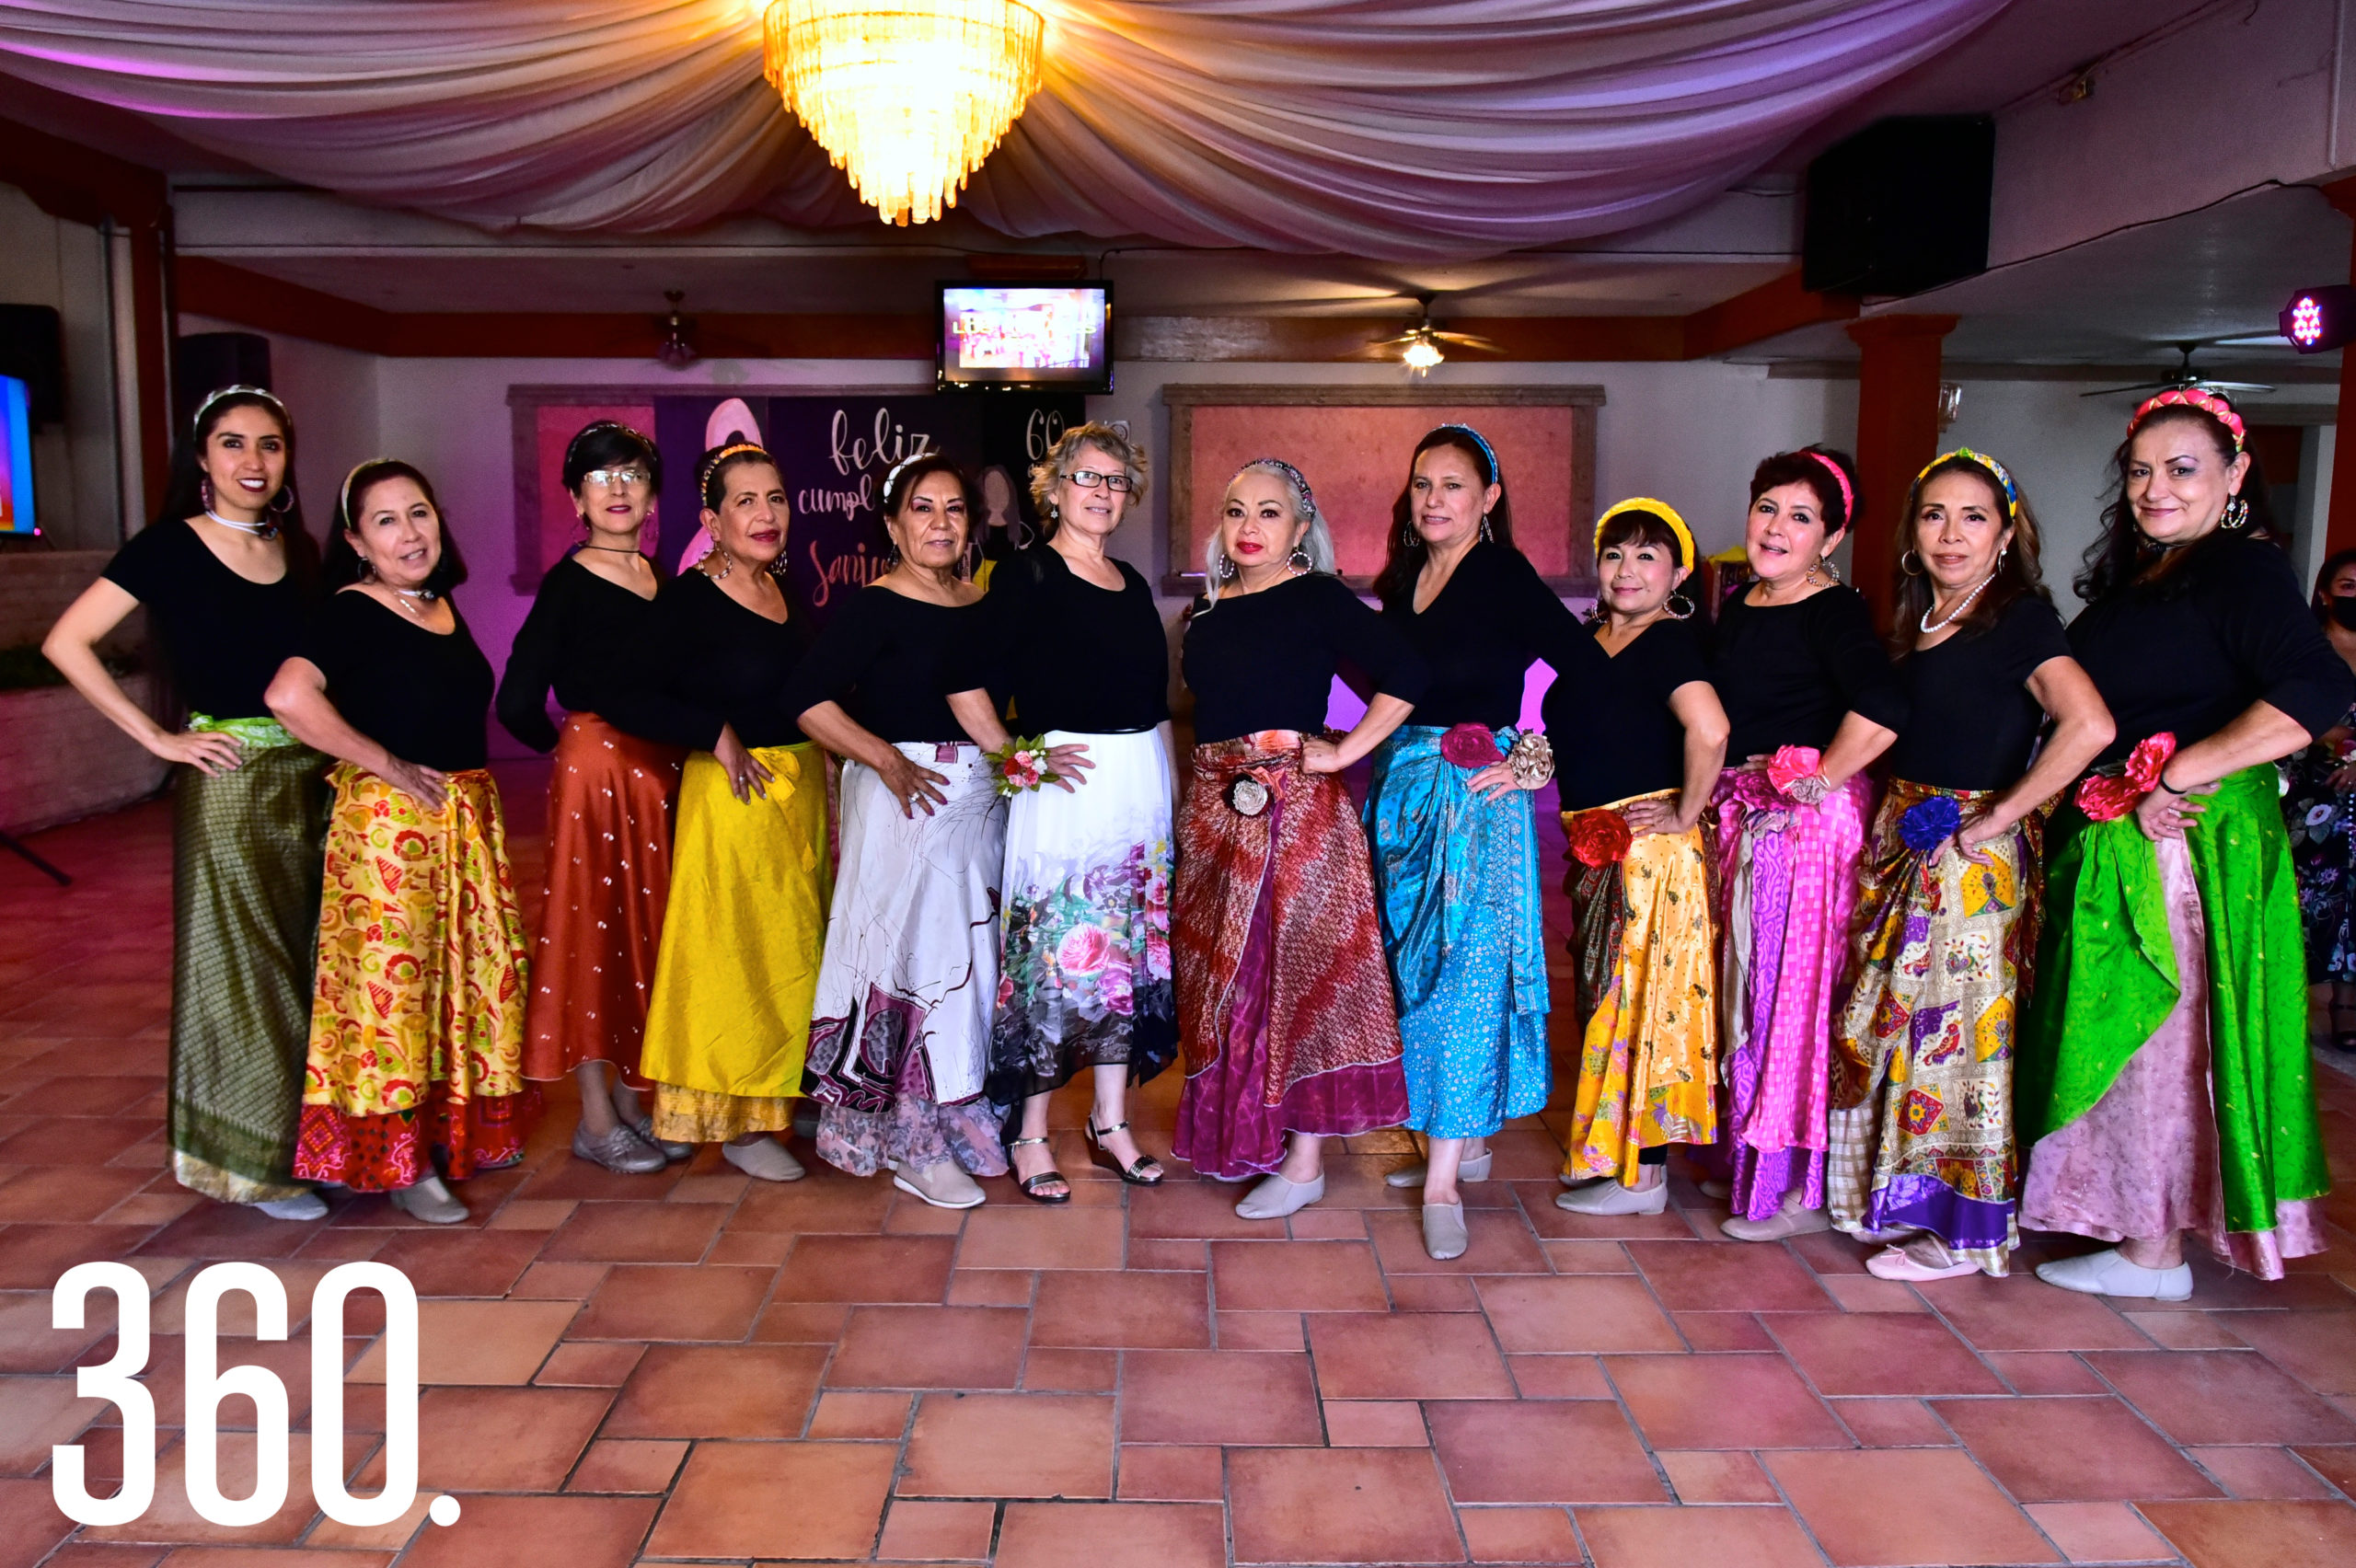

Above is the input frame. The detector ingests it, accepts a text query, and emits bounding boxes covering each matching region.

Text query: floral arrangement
[2073,732,2177,824]
[1766,744,1821,797]
[1567,808,1634,867]
[986,735,1062,798]
[1898,794,1962,853]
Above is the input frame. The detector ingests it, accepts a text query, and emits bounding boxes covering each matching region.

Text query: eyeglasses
[583,467,651,490]
[1062,468,1134,493]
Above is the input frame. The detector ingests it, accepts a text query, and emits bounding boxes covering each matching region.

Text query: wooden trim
[1681,269,1859,358]
[179,257,398,353]
[0,114,168,230]
[1160,384,1606,409]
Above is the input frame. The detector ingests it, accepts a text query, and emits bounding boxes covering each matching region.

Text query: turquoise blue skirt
[1364,725,1552,1139]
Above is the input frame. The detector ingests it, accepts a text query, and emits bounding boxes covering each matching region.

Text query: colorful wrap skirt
[2018,764,2329,1277]
[641,744,829,1145]
[294,765,536,1192]
[987,728,1178,1104]
[520,713,684,1088]
[1828,779,2039,1274]
[1364,724,1550,1141]
[1709,764,1874,1222]
[806,743,1010,1179]
[1172,731,1411,1179]
[168,717,331,1204]
[1562,790,1718,1186]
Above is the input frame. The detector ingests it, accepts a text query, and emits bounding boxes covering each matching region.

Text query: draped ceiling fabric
[0,0,2010,259]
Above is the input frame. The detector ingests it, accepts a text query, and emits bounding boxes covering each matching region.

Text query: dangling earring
[1665,590,1696,621]
[1217,553,1238,583]
[200,478,214,513]
[1900,549,1925,577]
[358,555,377,582]
[1807,554,1842,585]
[1288,542,1311,571]
[2221,495,2251,530]
[1401,521,1420,548]
[1479,513,1494,544]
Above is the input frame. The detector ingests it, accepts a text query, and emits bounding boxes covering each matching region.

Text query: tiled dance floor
[3,767,2356,1568]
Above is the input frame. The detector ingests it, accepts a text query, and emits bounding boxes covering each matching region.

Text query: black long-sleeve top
[1549,617,1715,811]
[1879,595,2075,791]
[1183,572,1431,745]
[782,584,977,744]
[948,544,1169,733]
[1709,584,1897,762]
[306,590,494,772]
[1378,540,1598,729]
[2068,534,2354,766]
[494,555,664,753]
[101,518,316,720]
[604,570,812,753]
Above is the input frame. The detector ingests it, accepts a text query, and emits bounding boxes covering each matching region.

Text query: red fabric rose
[1766,744,1821,797]
[2073,732,2177,824]
[1440,723,1503,768]
[1567,809,1634,867]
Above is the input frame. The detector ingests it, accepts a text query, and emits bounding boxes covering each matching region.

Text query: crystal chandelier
[762,0,1046,227]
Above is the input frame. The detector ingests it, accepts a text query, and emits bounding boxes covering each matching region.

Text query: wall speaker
[1803,116,1994,297]
[0,305,64,425]
[174,331,273,432]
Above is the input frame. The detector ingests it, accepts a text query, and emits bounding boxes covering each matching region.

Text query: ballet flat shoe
[1422,1201,1469,1261]
[2035,1247,2192,1301]
[724,1137,806,1182]
[254,1192,329,1222]
[390,1175,468,1226]
[894,1159,987,1210]
[1236,1171,1325,1220]
[1554,1179,1668,1216]
[1865,1244,1981,1282]
[1385,1149,1492,1188]
[575,1124,667,1175]
[1720,1205,1831,1242]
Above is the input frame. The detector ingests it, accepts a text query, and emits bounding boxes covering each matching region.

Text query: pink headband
[1802,451,1854,525]
[2129,387,2246,455]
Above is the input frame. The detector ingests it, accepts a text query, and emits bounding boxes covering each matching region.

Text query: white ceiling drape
[0,0,2010,258]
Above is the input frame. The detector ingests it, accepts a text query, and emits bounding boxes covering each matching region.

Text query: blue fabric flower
[1899,795,1961,853]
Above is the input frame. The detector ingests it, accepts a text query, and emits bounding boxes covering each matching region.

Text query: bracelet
[2155,768,2188,797]
[1506,730,1554,790]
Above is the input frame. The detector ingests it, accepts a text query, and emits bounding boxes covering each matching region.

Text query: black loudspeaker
[1803,116,1994,297]
[174,331,273,432]
[0,305,64,425]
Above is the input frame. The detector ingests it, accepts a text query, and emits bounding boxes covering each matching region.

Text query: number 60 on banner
[51,1261,454,1530]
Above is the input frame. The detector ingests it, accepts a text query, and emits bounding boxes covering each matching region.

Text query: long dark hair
[158,386,320,589]
[1374,425,1515,609]
[1888,453,2051,652]
[324,458,468,597]
[2074,398,2275,605]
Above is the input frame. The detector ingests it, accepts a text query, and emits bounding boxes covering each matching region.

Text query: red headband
[2128,387,2246,455]
[1803,451,1854,525]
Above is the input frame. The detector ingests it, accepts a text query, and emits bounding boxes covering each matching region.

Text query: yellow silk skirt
[641,744,830,1143]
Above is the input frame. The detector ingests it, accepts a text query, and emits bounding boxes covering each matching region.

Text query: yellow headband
[1594,497,1694,571]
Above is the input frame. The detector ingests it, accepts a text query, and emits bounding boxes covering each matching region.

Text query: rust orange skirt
[520,713,685,1086]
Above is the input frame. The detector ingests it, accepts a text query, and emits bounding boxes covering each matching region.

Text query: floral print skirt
[2282,719,2356,985]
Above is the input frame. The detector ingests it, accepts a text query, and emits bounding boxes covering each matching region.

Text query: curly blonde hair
[1028,421,1150,537]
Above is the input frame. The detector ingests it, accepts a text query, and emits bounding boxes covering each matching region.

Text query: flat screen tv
[938,282,1112,394]
[0,375,32,536]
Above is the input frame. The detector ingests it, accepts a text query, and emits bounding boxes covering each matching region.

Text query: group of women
[46,382,2340,1292]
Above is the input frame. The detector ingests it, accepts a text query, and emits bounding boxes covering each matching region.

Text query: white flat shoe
[1422,1201,1468,1261]
[2035,1248,2191,1301]
[724,1137,806,1182]
[1386,1150,1492,1188]
[1865,1244,1979,1282]
[254,1192,329,1222]
[893,1159,986,1210]
[390,1175,467,1226]
[1236,1171,1324,1220]
[1721,1205,1831,1242]
[1555,1179,1667,1216]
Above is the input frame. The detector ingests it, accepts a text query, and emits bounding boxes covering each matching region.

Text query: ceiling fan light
[1402,336,1445,374]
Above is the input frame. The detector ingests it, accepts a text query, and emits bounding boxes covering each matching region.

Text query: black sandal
[1085,1119,1165,1185]
[1007,1136,1071,1204]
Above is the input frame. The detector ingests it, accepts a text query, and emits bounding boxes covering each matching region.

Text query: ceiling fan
[1369,294,1499,375]
[2077,339,2273,399]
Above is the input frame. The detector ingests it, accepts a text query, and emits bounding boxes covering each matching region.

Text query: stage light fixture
[2281,284,2356,353]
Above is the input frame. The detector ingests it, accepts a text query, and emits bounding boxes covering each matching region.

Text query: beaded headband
[1594,497,1695,571]
[2129,386,2246,455]
[191,384,287,438]
[1800,450,1854,525]
[1914,447,2019,520]
[698,441,770,500]
[1239,457,1319,519]
[564,419,655,472]
[1427,424,1502,485]
[338,456,401,526]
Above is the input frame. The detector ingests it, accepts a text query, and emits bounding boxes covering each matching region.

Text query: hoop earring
[268,486,294,519]
[1900,549,1925,577]
[1401,522,1421,548]
[358,556,376,582]
[710,545,735,582]
[1665,590,1697,621]
[1807,554,1842,585]
[1288,543,1311,571]
[1217,553,1239,583]
[2221,495,2251,531]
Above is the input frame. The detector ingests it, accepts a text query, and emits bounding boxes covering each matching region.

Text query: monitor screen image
[938,283,1112,393]
[0,375,32,535]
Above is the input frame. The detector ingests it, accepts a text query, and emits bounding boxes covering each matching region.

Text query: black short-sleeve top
[1182,572,1432,746]
[100,518,314,721]
[1708,584,1897,762]
[1378,541,1590,730]
[782,584,978,745]
[1879,595,2073,791]
[948,544,1169,734]
[2069,534,2356,766]
[1548,617,1714,811]
[493,555,664,754]
[306,590,495,773]
[603,569,813,754]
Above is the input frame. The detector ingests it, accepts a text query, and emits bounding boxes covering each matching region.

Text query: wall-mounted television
[0,375,33,536]
[938,282,1112,394]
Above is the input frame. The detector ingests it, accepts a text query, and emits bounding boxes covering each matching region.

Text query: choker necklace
[203,507,279,540]
[1921,570,1997,634]
[387,586,437,619]
[578,544,642,556]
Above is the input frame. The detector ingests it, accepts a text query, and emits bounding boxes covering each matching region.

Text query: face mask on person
[2333,596,2356,631]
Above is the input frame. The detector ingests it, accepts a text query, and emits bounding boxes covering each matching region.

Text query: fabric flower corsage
[1898,794,1962,853]
[2073,732,2177,824]
[1567,809,1634,868]
[1766,744,1822,797]
[1225,773,1273,817]
[1440,723,1503,768]
[986,736,1062,798]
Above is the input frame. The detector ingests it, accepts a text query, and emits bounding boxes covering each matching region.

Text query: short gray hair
[1203,458,1335,607]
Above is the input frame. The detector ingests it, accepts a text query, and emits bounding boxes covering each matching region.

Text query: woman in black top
[944,421,1175,1204]
[44,386,331,1219]
[614,444,822,1185]
[1706,446,1896,1245]
[496,421,683,1177]
[1553,500,1731,1221]
[1360,426,1587,1260]
[267,459,532,1226]
[1819,451,2112,1282]
[1171,458,1429,1223]
[2019,391,2352,1300]
[790,455,1011,1209]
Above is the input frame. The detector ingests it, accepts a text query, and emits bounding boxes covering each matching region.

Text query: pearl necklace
[202,507,279,540]
[1921,570,1998,634]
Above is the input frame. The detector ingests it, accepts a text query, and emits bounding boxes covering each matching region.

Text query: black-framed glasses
[1062,468,1134,493]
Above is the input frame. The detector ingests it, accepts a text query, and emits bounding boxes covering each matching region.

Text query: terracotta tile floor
[4,767,2356,1567]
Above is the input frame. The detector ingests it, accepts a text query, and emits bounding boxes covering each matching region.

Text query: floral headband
[1914,447,2019,520]
[2129,387,2246,455]
[1801,450,1854,525]
[1593,497,1694,571]
[1430,424,1502,484]
[192,384,287,437]
[1242,456,1318,518]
